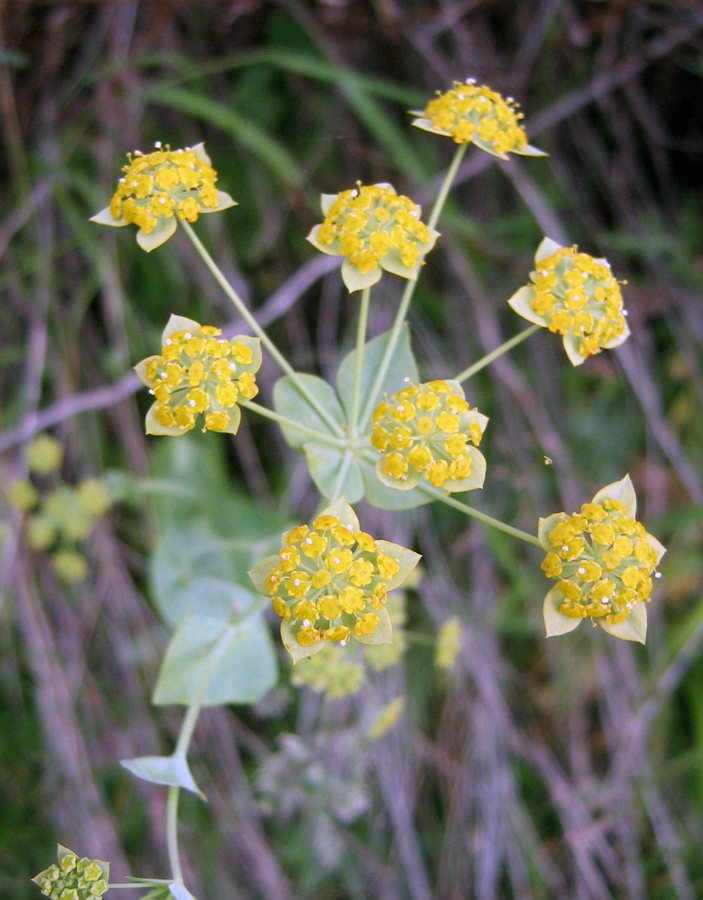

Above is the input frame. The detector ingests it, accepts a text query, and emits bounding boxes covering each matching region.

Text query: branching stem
[181,220,342,437]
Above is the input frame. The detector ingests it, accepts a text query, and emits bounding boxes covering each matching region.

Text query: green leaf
[507,285,545,327]
[374,540,421,590]
[151,530,236,628]
[535,237,563,263]
[248,554,279,596]
[90,206,127,227]
[360,452,430,510]
[273,373,345,450]
[120,753,204,798]
[598,602,647,644]
[153,580,277,706]
[318,497,360,530]
[341,259,383,293]
[543,587,583,637]
[336,324,419,422]
[592,473,637,518]
[537,512,567,549]
[354,606,392,645]
[303,444,364,503]
[280,620,327,664]
[136,217,177,252]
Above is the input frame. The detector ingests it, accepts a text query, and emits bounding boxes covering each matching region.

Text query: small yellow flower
[134,315,261,437]
[372,380,488,493]
[508,238,631,365]
[411,80,546,160]
[248,498,420,661]
[538,475,665,643]
[307,183,440,293]
[90,143,236,252]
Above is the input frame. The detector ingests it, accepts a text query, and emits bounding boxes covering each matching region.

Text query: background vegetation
[2,2,703,898]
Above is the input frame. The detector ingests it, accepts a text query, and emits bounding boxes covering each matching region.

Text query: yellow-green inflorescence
[509,237,631,366]
[249,498,420,661]
[90,142,236,252]
[4,436,112,583]
[135,315,261,436]
[307,183,439,293]
[371,379,488,493]
[539,475,665,644]
[411,79,546,159]
[292,593,408,699]
[32,845,109,900]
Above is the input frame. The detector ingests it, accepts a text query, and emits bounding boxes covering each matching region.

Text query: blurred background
[1,1,703,898]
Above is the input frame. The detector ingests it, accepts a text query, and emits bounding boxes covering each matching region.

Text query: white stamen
[165,339,172,345]
[184,332,191,340]
[188,400,195,407]
[303,618,310,627]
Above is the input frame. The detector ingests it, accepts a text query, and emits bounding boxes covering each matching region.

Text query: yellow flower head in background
[371,379,488,493]
[32,844,109,900]
[412,79,546,159]
[307,183,440,293]
[249,498,420,662]
[539,475,665,644]
[135,315,261,436]
[90,143,236,252]
[508,237,631,365]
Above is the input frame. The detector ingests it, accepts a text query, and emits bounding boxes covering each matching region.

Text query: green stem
[358,144,467,430]
[426,142,468,232]
[240,399,346,448]
[180,219,342,437]
[454,324,541,383]
[166,787,183,884]
[419,483,543,547]
[349,286,371,436]
[166,625,236,885]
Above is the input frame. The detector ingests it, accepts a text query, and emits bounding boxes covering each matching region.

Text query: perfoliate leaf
[120,753,205,798]
[303,443,364,503]
[153,585,277,707]
[273,373,345,451]
[336,324,419,424]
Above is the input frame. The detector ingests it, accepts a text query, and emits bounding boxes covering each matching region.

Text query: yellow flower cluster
[371,380,488,492]
[412,80,545,159]
[135,315,261,436]
[32,846,109,900]
[262,513,402,648]
[91,143,235,251]
[110,144,220,233]
[509,238,631,366]
[542,499,662,625]
[307,184,439,292]
[292,594,407,699]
